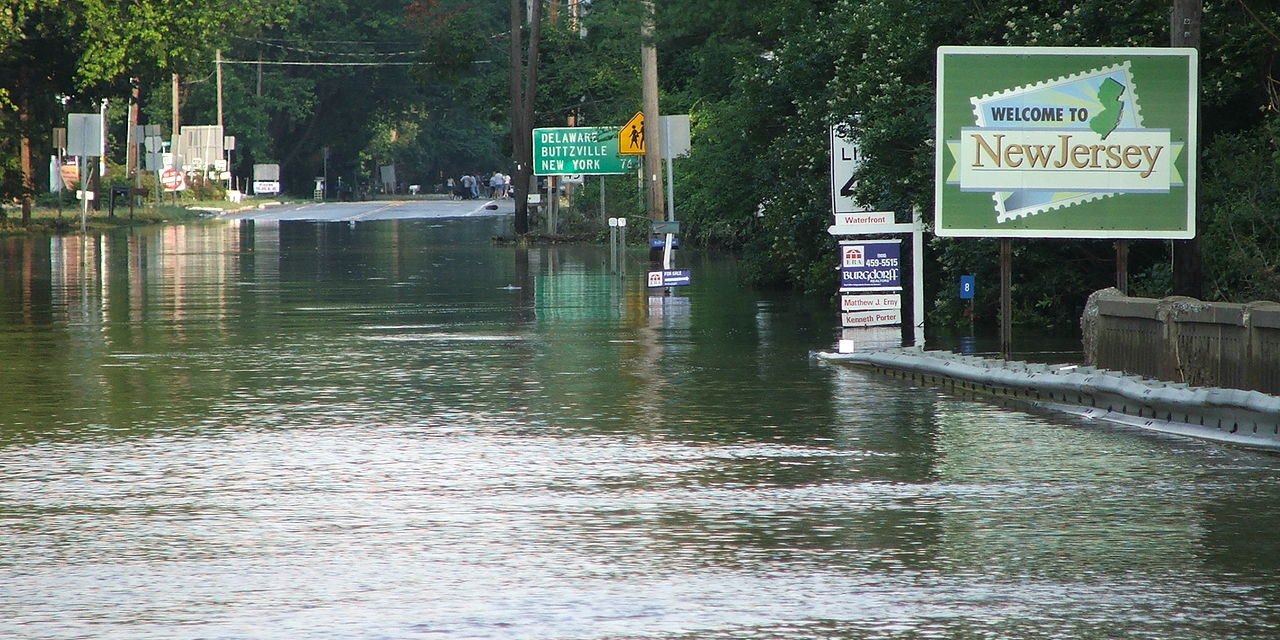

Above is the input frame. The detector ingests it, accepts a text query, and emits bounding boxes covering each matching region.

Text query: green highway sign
[935,46,1197,239]
[533,127,640,176]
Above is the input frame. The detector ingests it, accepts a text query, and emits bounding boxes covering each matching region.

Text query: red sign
[160,168,185,192]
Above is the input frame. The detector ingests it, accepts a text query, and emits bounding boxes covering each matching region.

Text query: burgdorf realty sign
[935,47,1197,239]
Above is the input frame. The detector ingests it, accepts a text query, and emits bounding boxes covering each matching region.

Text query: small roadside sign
[619,111,645,155]
[842,308,902,328]
[839,240,903,292]
[831,123,873,215]
[647,269,691,287]
[842,293,901,312]
[960,275,976,299]
[651,220,680,235]
[161,168,186,192]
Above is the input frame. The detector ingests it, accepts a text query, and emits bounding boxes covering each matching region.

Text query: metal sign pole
[1000,238,1012,358]
[608,217,618,274]
[662,117,676,271]
[618,216,627,276]
[912,208,926,348]
[79,156,88,232]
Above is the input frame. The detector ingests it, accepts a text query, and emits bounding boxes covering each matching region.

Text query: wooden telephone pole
[641,0,665,262]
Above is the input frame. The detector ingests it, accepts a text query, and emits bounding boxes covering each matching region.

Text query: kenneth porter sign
[935,47,1197,239]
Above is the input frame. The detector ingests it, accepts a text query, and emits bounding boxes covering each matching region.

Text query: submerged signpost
[533,117,691,294]
[829,123,925,350]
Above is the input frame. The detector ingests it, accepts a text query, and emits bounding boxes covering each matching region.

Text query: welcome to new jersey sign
[935,47,1197,239]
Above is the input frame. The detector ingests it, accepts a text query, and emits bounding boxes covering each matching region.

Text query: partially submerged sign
[647,269,691,288]
[839,240,902,292]
[935,46,1197,239]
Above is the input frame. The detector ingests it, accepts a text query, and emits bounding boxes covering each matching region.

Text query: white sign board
[67,114,103,158]
[842,308,902,328]
[841,293,901,312]
[830,124,874,215]
[254,180,280,195]
[661,115,691,158]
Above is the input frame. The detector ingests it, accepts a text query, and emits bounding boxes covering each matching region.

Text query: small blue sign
[647,269,692,287]
[650,237,680,249]
[959,275,976,299]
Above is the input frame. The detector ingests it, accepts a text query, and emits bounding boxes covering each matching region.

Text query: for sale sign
[839,240,902,292]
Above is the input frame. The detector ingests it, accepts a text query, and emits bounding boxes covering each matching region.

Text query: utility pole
[1171,0,1202,298]
[641,0,665,237]
[127,78,140,178]
[171,73,181,167]
[510,0,543,235]
[216,49,224,130]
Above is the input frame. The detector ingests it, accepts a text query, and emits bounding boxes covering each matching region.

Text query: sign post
[67,113,104,233]
[936,46,1198,355]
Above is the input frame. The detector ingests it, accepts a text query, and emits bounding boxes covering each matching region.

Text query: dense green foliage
[651,0,1280,325]
[1,0,1277,326]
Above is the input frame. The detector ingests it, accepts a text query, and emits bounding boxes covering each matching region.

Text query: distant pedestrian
[490,172,504,198]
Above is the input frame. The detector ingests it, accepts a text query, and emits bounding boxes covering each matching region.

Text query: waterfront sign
[839,240,902,292]
[935,46,1197,239]
[533,127,638,176]
[828,212,915,236]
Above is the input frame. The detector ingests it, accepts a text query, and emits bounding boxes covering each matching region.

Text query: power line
[219,59,493,66]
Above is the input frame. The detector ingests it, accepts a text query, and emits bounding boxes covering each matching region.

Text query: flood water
[3,216,1280,639]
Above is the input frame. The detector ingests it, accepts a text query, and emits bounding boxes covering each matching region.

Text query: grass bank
[0,198,279,236]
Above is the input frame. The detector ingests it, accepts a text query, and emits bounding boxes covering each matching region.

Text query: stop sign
[160,168,185,192]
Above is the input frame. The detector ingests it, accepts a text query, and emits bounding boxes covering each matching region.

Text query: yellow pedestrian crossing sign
[619,111,645,155]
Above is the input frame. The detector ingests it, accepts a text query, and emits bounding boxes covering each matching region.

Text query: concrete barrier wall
[1082,288,1280,395]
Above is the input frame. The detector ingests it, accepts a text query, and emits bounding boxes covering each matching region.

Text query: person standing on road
[490,172,504,199]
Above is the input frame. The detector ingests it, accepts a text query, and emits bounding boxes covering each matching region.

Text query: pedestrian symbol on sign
[619,111,645,155]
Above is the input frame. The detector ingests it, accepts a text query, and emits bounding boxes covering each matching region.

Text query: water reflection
[2,219,1280,639]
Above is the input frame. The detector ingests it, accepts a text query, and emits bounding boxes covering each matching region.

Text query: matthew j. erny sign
[935,46,1197,239]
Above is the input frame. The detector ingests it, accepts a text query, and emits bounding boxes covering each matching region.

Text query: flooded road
[2,216,1280,639]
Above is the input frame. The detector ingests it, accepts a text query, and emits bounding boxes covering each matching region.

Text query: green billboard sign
[935,46,1197,239]
[532,127,639,176]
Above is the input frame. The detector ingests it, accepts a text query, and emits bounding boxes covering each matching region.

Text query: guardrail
[818,348,1280,452]
[1082,288,1280,395]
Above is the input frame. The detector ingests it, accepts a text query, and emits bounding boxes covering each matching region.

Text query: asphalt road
[227,197,514,222]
